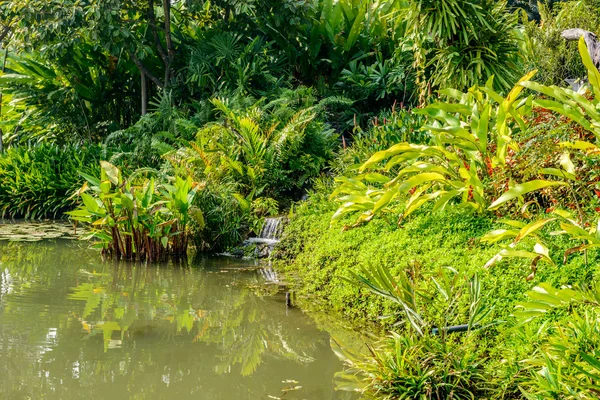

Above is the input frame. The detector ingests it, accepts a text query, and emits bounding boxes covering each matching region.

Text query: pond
[0,227,356,399]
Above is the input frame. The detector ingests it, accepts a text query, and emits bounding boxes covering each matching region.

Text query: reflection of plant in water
[68,261,322,375]
[193,287,318,376]
[69,262,208,352]
[0,242,345,399]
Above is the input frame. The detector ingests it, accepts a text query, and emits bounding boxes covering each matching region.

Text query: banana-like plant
[488,37,600,213]
[331,71,546,225]
[68,161,204,261]
[479,37,600,271]
[520,36,600,140]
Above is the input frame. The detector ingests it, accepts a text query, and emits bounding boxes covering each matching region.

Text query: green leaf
[100,161,120,186]
[81,193,99,213]
[397,173,446,193]
[489,181,565,210]
[579,36,600,99]
[344,1,367,51]
[480,229,518,244]
[516,218,556,242]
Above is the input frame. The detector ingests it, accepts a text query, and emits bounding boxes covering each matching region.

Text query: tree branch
[147,0,169,68]
[126,47,164,89]
[562,28,600,70]
[162,0,175,88]
[0,24,12,45]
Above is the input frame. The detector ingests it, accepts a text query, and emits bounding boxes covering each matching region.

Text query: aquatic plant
[68,161,204,261]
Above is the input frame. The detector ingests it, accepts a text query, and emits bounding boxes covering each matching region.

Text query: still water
[0,238,353,399]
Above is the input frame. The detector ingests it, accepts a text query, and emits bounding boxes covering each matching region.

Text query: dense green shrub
[0,143,101,219]
[331,107,428,175]
[192,181,248,252]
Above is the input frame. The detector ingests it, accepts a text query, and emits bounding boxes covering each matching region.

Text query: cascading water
[244,217,284,245]
[242,216,286,258]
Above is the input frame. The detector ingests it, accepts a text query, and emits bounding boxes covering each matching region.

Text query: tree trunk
[127,47,164,88]
[0,47,8,153]
[141,70,148,115]
[562,28,600,70]
[162,0,174,88]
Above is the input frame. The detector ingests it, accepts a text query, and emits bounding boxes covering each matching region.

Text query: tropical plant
[180,32,288,100]
[104,91,198,170]
[402,0,524,101]
[331,72,545,225]
[68,161,204,261]
[334,266,494,399]
[0,46,138,144]
[522,0,600,85]
[176,91,341,201]
[479,37,600,269]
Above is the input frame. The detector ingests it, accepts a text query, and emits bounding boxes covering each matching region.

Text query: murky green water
[0,238,354,399]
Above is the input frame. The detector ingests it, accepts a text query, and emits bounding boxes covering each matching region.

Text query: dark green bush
[0,143,101,219]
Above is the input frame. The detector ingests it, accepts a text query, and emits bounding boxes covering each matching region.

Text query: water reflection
[0,240,353,399]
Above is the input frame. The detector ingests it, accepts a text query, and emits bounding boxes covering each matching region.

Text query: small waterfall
[244,217,285,246]
[259,217,284,241]
[241,216,286,258]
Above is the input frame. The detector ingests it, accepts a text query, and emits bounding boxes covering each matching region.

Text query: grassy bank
[273,190,599,398]
[275,195,595,328]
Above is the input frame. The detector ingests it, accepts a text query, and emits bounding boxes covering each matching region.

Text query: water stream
[0,233,356,399]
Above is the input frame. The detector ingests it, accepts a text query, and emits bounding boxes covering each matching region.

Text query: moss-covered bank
[273,198,598,330]
[272,196,600,397]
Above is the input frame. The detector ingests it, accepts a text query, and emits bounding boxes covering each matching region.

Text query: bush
[0,143,101,219]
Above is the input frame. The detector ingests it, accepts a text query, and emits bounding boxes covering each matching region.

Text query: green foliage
[179,32,287,99]
[179,89,341,201]
[403,0,524,100]
[335,332,487,399]
[331,107,428,174]
[523,0,600,85]
[104,92,198,170]
[336,49,415,106]
[0,47,138,144]
[274,199,504,326]
[521,37,600,139]
[68,161,204,261]
[331,72,537,225]
[0,143,101,219]
[481,37,600,269]
[274,180,599,397]
[191,181,246,251]
[514,282,600,399]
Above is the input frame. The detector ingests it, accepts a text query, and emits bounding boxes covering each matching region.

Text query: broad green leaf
[100,161,120,185]
[559,152,575,175]
[579,37,600,99]
[81,193,99,213]
[516,218,556,242]
[489,180,565,210]
[397,173,446,193]
[480,229,518,244]
[373,189,397,214]
[540,167,575,181]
